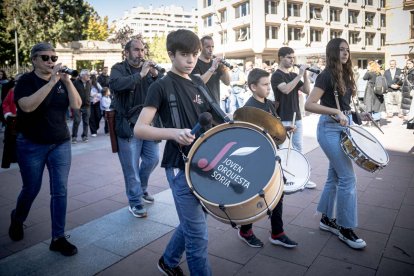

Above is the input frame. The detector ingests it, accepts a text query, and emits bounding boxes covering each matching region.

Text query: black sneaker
[269,234,298,248]
[338,228,366,249]
[237,230,264,248]
[320,215,340,236]
[157,256,184,276]
[142,192,155,204]
[49,236,78,256]
[9,210,24,241]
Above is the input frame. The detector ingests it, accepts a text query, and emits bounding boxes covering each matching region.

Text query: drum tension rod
[258,190,272,217]
[219,204,237,228]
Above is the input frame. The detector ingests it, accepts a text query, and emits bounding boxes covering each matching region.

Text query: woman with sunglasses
[8,42,81,256]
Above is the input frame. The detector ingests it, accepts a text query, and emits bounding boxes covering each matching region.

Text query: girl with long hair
[305,38,370,249]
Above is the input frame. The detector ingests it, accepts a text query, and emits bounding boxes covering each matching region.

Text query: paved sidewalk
[0,115,413,275]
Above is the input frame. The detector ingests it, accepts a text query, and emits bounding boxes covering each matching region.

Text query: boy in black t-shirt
[134,29,213,276]
[238,68,298,248]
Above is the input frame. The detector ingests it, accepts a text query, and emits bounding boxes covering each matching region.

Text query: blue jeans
[14,134,71,238]
[163,168,211,276]
[281,119,303,152]
[229,91,245,113]
[316,115,358,228]
[117,136,159,207]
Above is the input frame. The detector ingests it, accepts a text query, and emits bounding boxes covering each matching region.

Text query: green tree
[85,15,109,41]
[147,35,169,64]
[3,0,95,63]
[0,0,16,66]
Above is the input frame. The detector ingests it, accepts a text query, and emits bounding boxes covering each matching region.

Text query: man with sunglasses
[8,42,82,256]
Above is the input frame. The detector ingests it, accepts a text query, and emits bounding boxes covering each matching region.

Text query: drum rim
[185,121,279,206]
[343,126,389,165]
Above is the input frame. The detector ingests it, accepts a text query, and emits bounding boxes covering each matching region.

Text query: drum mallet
[286,112,296,165]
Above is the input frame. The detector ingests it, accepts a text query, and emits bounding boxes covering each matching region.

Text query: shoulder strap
[161,75,181,129]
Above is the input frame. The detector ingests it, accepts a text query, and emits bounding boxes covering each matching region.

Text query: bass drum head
[187,122,277,204]
[185,122,283,224]
[347,126,389,166]
[277,148,310,194]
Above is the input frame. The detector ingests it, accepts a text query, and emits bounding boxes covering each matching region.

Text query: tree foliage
[107,25,142,49]
[147,35,169,64]
[0,0,16,66]
[2,0,96,64]
[85,15,110,41]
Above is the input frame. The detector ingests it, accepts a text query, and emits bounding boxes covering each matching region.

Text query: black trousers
[240,193,284,235]
[89,102,102,135]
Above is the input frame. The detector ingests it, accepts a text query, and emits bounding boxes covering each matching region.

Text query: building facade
[114,5,198,41]
[198,0,387,68]
[385,0,414,68]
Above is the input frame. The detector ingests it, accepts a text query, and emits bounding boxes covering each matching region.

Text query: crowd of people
[1,31,413,276]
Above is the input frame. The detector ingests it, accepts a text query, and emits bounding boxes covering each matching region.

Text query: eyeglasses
[37,55,58,62]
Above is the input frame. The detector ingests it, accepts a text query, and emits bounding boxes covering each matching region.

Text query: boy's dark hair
[278,47,294,59]
[247,68,269,91]
[167,29,201,55]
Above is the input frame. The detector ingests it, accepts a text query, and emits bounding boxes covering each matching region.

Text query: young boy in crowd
[134,29,218,275]
[238,68,298,248]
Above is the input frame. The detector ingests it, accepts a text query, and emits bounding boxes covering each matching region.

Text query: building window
[381,34,386,46]
[348,10,359,24]
[350,0,357,3]
[288,27,302,40]
[287,2,301,17]
[330,30,342,39]
[266,25,279,39]
[235,26,250,41]
[235,2,250,18]
[220,31,228,44]
[310,28,322,42]
[203,14,213,27]
[358,59,368,69]
[330,7,342,22]
[203,0,212,8]
[380,14,386,27]
[404,0,414,9]
[365,12,375,26]
[365,0,373,5]
[365,33,375,45]
[349,31,360,44]
[219,9,227,23]
[380,0,386,8]
[310,5,323,20]
[265,0,278,14]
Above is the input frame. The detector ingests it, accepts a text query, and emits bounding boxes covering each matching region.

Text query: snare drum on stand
[185,121,284,226]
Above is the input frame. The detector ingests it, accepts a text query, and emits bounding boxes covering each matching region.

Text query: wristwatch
[208,67,215,73]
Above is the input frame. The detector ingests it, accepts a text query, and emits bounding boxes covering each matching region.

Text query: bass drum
[277,148,310,194]
[185,121,284,225]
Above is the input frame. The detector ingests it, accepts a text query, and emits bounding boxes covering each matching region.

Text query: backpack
[374,75,388,95]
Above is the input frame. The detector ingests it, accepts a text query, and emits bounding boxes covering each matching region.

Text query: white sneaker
[91,134,97,137]
[305,181,317,189]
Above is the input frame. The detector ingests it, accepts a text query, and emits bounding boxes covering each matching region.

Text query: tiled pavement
[0,114,413,275]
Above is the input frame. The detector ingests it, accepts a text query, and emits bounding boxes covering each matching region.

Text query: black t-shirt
[192,59,222,104]
[315,70,352,111]
[244,96,278,118]
[14,71,70,144]
[145,71,213,169]
[271,69,303,121]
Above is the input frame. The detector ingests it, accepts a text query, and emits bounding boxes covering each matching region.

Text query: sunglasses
[38,55,58,62]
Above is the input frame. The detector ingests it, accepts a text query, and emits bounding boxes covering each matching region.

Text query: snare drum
[340,126,389,172]
[185,121,284,225]
[277,148,310,194]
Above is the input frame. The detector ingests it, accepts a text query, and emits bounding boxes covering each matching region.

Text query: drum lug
[229,120,235,125]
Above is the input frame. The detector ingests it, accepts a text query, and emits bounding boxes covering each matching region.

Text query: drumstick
[286,112,296,166]
[358,107,384,134]
[282,168,296,177]
[330,115,376,143]
[348,126,377,143]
